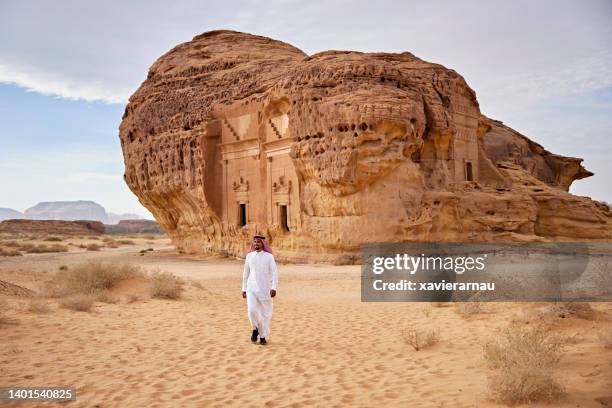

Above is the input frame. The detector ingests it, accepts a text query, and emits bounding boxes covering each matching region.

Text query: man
[242,234,278,345]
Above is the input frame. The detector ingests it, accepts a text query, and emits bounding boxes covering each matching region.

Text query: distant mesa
[107,212,144,225]
[105,220,164,235]
[0,208,25,222]
[25,200,108,223]
[119,30,612,263]
[0,201,145,224]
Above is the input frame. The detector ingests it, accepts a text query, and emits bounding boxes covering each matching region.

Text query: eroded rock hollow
[119,30,611,262]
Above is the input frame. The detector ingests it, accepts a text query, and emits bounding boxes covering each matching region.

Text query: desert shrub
[483,324,564,404]
[58,265,68,271]
[44,236,63,242]
[457,302,483,316]
[61,294,95,312]
[599,331,612,349]
[402,327,440,351]
[532,302,595,323]
[190,280,204,290]
[117,240,134,245]
[0,248,22,257]
[2,241,20,247]
[95,290,119,304]
[420,305,432,318]
[150,271,184,299]
[46,261,142,296]
[26,244,68,253]
[126,294,141,303]
[103,238,118,248]
[17,243,35,251]
[86,243,101,251]
[28,299,51,314]
[550,302,595,320]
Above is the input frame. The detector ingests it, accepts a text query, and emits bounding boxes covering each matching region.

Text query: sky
[0,0,611,219]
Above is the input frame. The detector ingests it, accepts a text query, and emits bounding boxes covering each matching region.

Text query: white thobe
[242,250,278,338]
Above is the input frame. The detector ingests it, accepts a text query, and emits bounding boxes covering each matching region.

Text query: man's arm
[270,255,278,295]
[242,254,250,297]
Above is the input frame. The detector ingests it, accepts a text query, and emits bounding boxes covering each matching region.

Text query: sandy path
[1,246,611,407]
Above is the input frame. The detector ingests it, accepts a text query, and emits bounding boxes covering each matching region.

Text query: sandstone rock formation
[119,30,611,263]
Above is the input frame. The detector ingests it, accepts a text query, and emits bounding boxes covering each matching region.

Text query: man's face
[253,238,263,251]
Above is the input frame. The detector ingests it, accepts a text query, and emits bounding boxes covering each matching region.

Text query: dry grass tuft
[43,236,63,242]
[44,261,142,297]
[483,324,564,405]
[190,280,204,290]
[17,243,34,252]
[456,302,483,316]
[61,294,95,312]
[598,330,612,349]
[402,326,440,351]
[95,290,119,304]
[117,239,134,245]
[150,271,184,299]
[126,294,142,304]
[86,243,102,251]
[58,265,68,271]
[1,241,20,247]
[26,244,68,253]
[0,248,22,257]
[28,299,51,314]
[532,302,596,323]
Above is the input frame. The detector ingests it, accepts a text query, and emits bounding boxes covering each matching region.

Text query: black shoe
[259,337,267,345]
[251,329,258,343]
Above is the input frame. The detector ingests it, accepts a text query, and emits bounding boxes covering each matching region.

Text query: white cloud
[0,0,610,106]
[0,62,129,103]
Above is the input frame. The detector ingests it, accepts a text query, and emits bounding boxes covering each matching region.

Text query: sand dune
[1,239,611,407]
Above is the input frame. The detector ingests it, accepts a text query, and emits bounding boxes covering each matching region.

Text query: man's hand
[270,289,276,298]
[242,291,246,299]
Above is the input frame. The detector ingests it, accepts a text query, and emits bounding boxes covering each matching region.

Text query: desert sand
[1,236,611,408]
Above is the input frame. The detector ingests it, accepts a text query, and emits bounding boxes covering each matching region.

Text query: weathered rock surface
[119,30,611,263]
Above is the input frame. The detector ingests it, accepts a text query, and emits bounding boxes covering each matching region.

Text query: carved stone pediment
[272,175,291,194]
[233,176,249,192]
